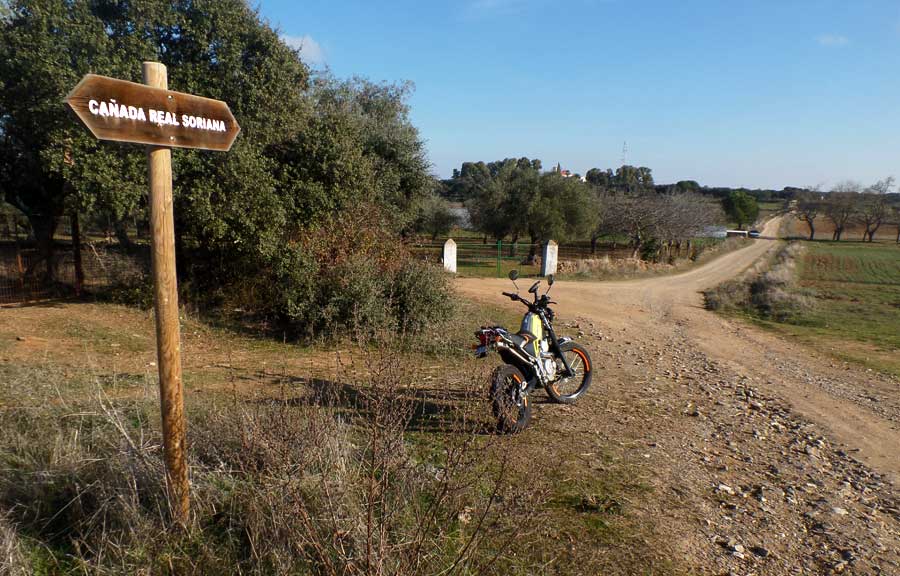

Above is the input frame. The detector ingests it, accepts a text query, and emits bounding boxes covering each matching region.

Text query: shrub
[212,204,455,340]
[704,242,810,321]
[391,258,456,335]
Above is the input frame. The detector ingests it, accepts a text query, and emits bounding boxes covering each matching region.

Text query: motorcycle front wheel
[545,342,592,404]
[490,364,531,433]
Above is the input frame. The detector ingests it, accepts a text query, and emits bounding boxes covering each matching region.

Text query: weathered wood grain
[66,73,240,151]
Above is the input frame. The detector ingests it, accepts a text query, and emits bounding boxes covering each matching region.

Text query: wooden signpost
[66,63,240,525]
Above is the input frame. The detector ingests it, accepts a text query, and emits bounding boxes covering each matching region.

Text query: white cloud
[817,34,849,47]
[280,34,325,65]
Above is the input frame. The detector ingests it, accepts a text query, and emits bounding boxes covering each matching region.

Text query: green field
[755,241,900,375]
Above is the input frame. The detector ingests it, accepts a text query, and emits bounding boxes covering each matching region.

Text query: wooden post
[143,61,189,525]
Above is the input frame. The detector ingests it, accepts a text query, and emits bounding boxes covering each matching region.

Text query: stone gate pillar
[443,238,457,273]
[541,240,558,276]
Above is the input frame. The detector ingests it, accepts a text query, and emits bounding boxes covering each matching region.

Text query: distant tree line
[444,160,726,261]
[794,179,900,242]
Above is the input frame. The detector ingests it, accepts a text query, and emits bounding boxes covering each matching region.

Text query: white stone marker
[541,240,558,276]
[443,238,457,273]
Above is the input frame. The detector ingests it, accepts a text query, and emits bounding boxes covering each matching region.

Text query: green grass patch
[775,242,900,374]
[710,241,900,376]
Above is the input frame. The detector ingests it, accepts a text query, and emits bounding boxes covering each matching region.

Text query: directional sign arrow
[66,74,240,151]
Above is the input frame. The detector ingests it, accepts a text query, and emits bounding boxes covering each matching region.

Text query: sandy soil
[458,217,900,574]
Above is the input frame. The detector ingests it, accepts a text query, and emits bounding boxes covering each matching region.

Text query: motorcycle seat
[510,330,538,356]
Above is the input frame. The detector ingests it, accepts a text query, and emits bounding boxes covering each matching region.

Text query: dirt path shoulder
[458,218,900,574]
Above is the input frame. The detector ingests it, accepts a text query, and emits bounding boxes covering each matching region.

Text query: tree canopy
[722,190,759,230]
[0,0,438,334]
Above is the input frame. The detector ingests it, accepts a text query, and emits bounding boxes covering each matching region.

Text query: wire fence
[409,238,639,277]
[0,241,148,304]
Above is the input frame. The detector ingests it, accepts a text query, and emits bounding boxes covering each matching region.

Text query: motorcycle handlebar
[501,291,551,310]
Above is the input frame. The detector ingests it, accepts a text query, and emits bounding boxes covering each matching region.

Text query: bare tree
[603,193,659,258]
[600,191,722,260]
[858,177,894,242]
[794,188,822,241]
[823,181,860,241]
[895,204,900,244]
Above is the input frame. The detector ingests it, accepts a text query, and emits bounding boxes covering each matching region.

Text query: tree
[794,188,821,240]
[414,192,458,240]
[463,157,540,243]
[0,0,309,282]
[822,181,860,241]
[893,203,900,244]
[857,178,894,242]
[610,165,655,194]
[525,173,597,258]
[585,168,613,189]
[722,190,759,230]
[1,0,439,334]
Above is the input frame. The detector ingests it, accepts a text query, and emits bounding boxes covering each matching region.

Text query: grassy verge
[558,237,750,282]
[704,241,900,376]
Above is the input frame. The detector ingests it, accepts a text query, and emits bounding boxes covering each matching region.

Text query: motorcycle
[474,270,593,433]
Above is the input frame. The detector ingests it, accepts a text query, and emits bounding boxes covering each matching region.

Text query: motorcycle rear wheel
[545,342,592,404]
[490,364,531,433]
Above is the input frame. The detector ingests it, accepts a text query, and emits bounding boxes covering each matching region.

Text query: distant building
[553,162,576,178]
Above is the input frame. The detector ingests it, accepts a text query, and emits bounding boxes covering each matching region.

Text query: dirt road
[458,218,900,574]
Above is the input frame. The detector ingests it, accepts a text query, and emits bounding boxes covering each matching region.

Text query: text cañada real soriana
[87,98,228,132]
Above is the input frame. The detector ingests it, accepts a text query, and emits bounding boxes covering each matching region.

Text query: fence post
[496,240,502,278]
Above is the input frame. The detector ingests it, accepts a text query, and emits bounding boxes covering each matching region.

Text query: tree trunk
[806,219,815,241]
[525,233,542,264]
[71,211,84,296]
[27,214,59,283]
[509,233,518,257]
[869,225,881,242]
[114,218,134,249]
[631,236,642,259]
[590,235,598,255]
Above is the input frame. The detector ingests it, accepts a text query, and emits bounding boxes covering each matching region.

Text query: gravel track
[458,217,900,574]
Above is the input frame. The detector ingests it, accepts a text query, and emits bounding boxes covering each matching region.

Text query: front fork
[543,317,575,378]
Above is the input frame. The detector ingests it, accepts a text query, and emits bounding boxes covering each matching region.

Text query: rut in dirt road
[458,219,900,574]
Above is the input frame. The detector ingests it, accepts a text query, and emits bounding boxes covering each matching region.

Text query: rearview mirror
[508,270,519,281]
[547,274,555,286]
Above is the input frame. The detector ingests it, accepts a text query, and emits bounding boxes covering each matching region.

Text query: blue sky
[263,0,900,189]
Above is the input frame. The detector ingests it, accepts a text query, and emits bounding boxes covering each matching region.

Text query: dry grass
[1,513,27,576]
[562,237,749,281]
[704,242,811,321]
[0,297,681,575]
[0,342,531,575]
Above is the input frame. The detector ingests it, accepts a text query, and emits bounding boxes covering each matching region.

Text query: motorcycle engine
[542,356,556,378]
